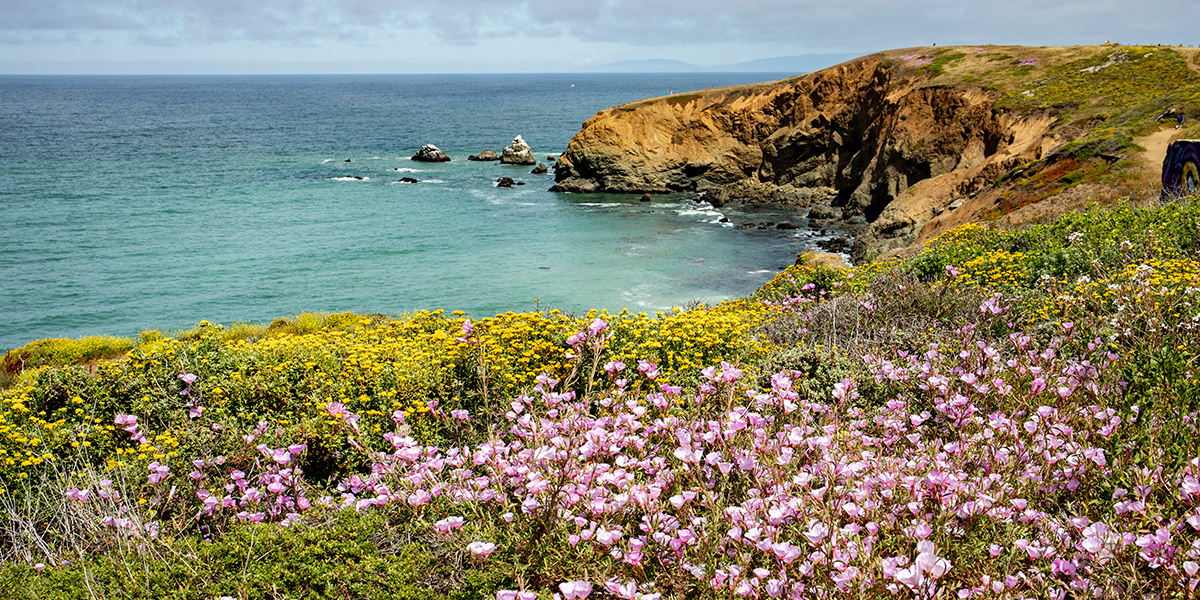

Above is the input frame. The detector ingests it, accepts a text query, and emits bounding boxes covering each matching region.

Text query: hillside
[1,197,1199,598]
[551,44,1200,260]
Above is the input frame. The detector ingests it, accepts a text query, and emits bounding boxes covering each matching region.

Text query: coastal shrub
[662,93,703,107]
[0,508,450,599]
[0,301,781,493]
[2,337,132,376]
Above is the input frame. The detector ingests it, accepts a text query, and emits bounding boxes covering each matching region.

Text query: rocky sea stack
[469,149,500,162]
[500,135,537,165]
[551,44,1200,260]
[412,144,450,163]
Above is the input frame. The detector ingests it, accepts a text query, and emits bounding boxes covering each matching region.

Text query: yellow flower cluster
[0,385,96,478]
[600,300,774,382]
[948,250,1029,289]
[924,222,999,253]
[0,298,779,484]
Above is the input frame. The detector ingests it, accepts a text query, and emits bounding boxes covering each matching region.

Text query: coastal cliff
[553,45,1200,260]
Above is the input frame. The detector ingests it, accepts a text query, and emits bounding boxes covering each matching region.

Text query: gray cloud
[1,0,1194,52]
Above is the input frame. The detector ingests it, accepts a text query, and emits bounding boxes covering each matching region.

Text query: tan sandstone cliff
[552,45,1200,261]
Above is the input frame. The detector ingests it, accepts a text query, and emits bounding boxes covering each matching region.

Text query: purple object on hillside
[1162,139,1200,199]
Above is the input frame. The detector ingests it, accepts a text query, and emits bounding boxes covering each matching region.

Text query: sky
[1,0,1196,74]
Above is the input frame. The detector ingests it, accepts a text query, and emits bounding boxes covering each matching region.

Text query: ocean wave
[421,179,445,184]
[676,209,723,218]
[393,168,421,173]
[332,176,369,181]
[578,202,623,208]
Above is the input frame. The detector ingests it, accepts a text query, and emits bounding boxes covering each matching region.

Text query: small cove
[0,73,835,349]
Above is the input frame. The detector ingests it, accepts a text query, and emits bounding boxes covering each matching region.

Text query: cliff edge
[553,45,1200,260]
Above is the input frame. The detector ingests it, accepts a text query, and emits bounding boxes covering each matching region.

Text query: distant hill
[708,54,860,73]
[588,59,703,73]
[587,54,861,74]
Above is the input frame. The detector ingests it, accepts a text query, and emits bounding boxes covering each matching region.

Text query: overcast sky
[1,0,1195,74]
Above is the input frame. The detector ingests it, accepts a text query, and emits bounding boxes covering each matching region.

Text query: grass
[662,93,704,107]
[993,46,1200,159]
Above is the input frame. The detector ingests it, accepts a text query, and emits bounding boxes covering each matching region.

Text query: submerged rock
[496,177,525,188]
[397,177,420,183]
[412,144,450,162]
[469,149,500,161]
[501,135,537,165]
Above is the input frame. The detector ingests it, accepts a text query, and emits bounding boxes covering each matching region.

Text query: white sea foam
[747,269,772,274]
[393,168,421,173]
[332,176,369,181]
[421,179,445,184]
[321,159,335,163]
[578,202,623,207]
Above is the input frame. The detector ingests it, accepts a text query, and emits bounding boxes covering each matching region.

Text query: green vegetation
[1,195,1198,598]
[0,337,132,388]
[662,93,703,107]
[923,51,965,76]
[996,47,1200,158]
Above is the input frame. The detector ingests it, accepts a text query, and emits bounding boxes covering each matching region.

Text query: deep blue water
[0,74,818,350]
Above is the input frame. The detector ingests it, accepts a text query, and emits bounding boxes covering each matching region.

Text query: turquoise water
[0,74,814,350]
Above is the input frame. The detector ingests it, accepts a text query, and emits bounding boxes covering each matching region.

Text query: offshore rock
[469,149,500,161]
[412,144,450,162]
[501,135,537,165]
[531,163,548,174]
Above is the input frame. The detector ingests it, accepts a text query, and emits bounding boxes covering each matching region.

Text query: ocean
[0,73,819,350]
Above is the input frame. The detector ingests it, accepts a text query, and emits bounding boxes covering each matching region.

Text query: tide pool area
[0,73,825,349]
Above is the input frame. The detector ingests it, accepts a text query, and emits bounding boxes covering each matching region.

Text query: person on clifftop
[1178,113,1186,130]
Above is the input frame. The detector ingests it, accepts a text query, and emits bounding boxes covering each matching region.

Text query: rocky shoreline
[547,44,1200,262]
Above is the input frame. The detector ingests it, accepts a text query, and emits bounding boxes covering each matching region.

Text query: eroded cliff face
[551,52,1058,258]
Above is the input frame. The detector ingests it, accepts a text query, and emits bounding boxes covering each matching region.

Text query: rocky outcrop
[501,136,537,165]
[551,49,1075,257]
[469,149,500,161]
[412,144,450,162]
[531,163,548,174]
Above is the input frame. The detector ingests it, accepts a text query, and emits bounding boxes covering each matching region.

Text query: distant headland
[552,44,1200,261]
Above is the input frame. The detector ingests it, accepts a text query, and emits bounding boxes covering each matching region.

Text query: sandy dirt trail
[1182,47,1200,75]
[1135,126,1177,172]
